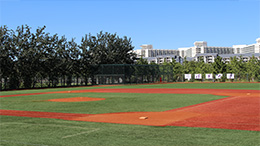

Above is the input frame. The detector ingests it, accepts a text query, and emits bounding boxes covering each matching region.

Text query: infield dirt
[47,97,105,102]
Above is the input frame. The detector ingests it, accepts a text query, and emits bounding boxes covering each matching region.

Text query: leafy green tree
[37,32,69,87]
[84,31,136,65]
[79,31,136,84]
[79,33,96,85]
[195,56,208,74]
[136,57,148,65]
[67,38,81,85]
[169,59,183,81]
[13,25,37,88]
[226,56,246,80]
[204,63,214,74]
[182,57,189,74]
[246,56,260,81]
[181,58,196,81]
[184,61,196,74]
[134,58,149,82]
[0,26,17,89]
[212,56,226,74]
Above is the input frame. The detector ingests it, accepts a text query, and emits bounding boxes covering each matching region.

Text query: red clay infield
[1,88,259,131]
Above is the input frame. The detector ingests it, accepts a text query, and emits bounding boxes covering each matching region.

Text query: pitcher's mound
[48,97,105,102]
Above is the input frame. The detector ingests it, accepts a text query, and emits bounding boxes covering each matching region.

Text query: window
[237,48,240,54]
[196,48,201,54]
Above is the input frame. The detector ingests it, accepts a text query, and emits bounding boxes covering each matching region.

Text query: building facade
[144,55,182,64]
[134,44,179,58]
[134,38,260,64]
[178,41,234,58]
[233,38,260,54]
[195,53,260,64]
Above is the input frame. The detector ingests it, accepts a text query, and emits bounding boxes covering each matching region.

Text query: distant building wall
[134,38,260,64]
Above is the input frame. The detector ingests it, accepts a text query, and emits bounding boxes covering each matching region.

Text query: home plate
[139,116,148,120]
[73,111,201,126]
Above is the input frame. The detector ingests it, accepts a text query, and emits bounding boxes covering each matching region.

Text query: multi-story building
[233,38,260,54]
[178,41,234,58]
[144,55,182,64]
[194,38,260,63]
[134,44,178,58]
[195,53,260,64]
[134,38,260,64]
[194,53,218,63]
[220,53,260,63]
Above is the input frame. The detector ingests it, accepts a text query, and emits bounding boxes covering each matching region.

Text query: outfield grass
[0,83,259,146]
[1,82,259,96]
[0,116,259,146]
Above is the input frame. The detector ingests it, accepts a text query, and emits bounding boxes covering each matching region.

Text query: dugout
[94,64,174,85]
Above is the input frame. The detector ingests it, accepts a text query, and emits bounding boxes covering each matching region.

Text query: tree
[226,56,246,80]
[135,57,148,65]
[246,56,260,81]
[169,59,183,81]
[79,31,136,85]
[13,25,35,88]
[67,38,81,85]
[195,56,208,74]
[0,26,17,89]
[212,56,226,74]
[184,61,196,74]
[82,31,136,65]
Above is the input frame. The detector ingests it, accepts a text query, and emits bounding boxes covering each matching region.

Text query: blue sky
[1,0,259,50]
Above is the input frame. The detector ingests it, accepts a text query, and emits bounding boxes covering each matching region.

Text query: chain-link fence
[1,76,92,90]
[94,64,173,84]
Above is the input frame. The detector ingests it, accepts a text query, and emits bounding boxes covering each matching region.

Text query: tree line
[0,25,136,89]
[1,25,259,90]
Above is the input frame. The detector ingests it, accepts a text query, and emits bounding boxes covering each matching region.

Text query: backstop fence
[94,64,174,84]
[1,64,259,90]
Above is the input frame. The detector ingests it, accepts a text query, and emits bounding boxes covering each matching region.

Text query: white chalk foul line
[0,139,49,146]
[62,128,100,139]
[0,122,92,130]
[0,122,100,140]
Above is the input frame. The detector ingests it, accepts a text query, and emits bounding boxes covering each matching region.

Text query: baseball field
[0,83,259,146]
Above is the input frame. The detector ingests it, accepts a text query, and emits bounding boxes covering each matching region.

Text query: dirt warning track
[1,88,259,131]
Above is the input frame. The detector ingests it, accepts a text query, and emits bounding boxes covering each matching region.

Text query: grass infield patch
[0,93,225,114]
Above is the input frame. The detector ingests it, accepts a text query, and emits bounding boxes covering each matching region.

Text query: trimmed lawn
[0,116,259,146]
[0,93,225,114]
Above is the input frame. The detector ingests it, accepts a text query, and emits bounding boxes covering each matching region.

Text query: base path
[48,97,105,102]
[1,88,259,131]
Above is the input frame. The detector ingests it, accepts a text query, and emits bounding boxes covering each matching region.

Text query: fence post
[41,77,43,88]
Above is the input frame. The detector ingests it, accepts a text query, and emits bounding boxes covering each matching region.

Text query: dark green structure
[94,64,174,84]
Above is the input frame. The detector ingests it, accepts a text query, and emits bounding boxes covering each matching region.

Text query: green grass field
[0,83,259,146]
